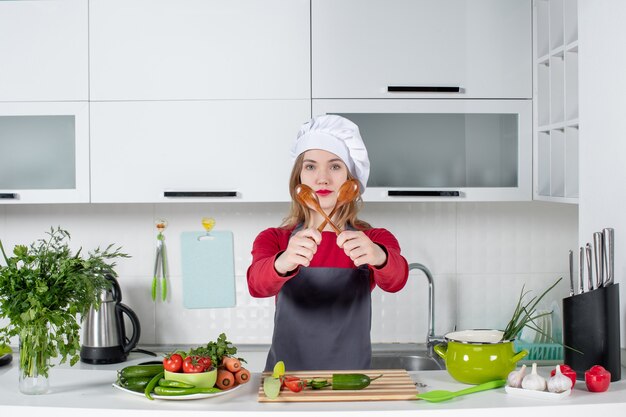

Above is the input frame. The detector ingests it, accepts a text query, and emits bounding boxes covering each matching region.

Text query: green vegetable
[118,376,152,392]
[263,376,282,399]
[0,227,129,380]
[158,378,195,388]
[153,386,221,396]
[188,333,245,368]
[119,364,164,379]
[332,373,382,390]
[501,277,562,341]
[144,371,164,400]
[309,378,331,389]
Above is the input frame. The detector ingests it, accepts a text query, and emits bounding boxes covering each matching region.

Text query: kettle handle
[116,303,141,354]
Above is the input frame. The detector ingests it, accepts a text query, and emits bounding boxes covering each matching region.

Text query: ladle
[294,184,342,235]
[317,179,359,232]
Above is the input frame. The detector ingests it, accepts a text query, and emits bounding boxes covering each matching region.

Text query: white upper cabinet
[312,0,532,99]
[0,102,90,204]
[0,0,88,101]
[90,100,310,203]
[89,0,310,101]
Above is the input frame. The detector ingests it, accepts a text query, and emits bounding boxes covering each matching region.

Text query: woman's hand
[274,228,322,275]
[337,231,387,268]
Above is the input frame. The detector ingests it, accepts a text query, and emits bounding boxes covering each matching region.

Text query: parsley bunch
[0,227,129,378]
[189,333,245,367]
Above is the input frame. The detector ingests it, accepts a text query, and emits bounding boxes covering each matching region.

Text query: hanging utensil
[602,228,614,286]
[151,219,168,301]
[317,179,359,232]
[294,184,342,234]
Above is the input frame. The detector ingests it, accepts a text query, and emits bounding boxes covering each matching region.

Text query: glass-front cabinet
[0,102,89,204]
[312,99,532,202]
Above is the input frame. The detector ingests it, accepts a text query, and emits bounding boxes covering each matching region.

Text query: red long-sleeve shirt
[246,227,409,298]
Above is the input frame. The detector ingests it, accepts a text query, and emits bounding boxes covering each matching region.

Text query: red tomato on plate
[162,353,183,373]
[182,355,206,373]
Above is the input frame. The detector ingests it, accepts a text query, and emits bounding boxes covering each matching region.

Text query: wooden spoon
[317,179,359,232]
[294,184,342,235]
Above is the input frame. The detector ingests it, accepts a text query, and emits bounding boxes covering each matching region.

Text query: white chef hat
[291,114,370,192]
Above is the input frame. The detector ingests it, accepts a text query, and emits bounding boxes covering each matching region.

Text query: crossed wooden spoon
[294,179,360,235]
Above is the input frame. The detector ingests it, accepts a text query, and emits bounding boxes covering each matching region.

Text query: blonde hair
[281,154,372,230]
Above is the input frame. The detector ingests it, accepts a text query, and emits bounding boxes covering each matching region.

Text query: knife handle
[585,243,594,291]
[568,249,574,296]
[578,247,585,294]
[602,228,614,286]
[593,232,605,289]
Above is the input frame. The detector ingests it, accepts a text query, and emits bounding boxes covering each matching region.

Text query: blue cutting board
[180,231,236,309]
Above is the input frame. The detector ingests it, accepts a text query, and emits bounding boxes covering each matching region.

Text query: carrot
[221,356,241,373]
[234,368,251,385]
[216,369,235,390]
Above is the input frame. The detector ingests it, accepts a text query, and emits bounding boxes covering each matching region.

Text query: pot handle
[510,349,528,364]
[433,344,447,360]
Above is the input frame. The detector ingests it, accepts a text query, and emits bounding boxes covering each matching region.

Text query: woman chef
[246,115,409,371]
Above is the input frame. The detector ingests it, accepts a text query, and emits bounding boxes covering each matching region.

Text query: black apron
[264,227,372,371]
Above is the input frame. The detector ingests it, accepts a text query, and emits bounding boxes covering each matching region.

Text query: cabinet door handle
[163,191,238,198]
[0,193,17,199]
[387,86,461,93]
[388,190,460,197]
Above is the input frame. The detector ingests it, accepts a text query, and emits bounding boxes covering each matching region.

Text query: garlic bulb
[548,364,572,393]
[507,364,527,388]
[522,363,547,391]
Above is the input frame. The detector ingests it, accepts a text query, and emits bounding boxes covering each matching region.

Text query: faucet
[409,263,446,365]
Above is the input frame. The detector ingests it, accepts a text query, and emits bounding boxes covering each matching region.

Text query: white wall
[579,1,626,348]
[0,201,577,347]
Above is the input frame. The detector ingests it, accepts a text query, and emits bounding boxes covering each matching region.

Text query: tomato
[281,375,300,390]
[585,365,611,392]
[197,356,212,371]
[163,353,183,373]
[283,377,305,393]
[550,364,577,388]
[182,356,205,373]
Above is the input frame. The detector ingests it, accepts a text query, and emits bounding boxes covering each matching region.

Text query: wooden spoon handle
[317,207,338,232]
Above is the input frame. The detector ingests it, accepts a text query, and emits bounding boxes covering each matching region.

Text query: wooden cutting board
[257,369,418,402]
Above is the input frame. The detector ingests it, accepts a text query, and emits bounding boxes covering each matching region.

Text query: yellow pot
[434,330,528,385]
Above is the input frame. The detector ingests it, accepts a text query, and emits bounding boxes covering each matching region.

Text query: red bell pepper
[585,365,611,392]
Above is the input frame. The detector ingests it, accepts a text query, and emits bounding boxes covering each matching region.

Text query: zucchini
[332,373,382,390]
[118,364,164,379]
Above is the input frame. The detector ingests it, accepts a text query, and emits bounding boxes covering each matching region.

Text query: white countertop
[1,352,625,417]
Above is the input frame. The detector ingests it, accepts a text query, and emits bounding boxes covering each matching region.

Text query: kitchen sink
[370,352,444,371]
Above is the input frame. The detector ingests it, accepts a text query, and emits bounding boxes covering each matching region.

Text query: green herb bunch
[0,227,129,377]
[501,277,562,342]
[188,333,245,367]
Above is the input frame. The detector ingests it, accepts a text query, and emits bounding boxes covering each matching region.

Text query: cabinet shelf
[533,0,579,204]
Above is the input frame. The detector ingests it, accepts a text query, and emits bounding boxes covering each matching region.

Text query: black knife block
[563,283,621,382]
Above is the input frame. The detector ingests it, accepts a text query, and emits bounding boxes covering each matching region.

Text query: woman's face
[299,149,349,212]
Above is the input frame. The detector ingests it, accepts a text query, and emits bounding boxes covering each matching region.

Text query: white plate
[112,383,242,401]
[505,385,571,400]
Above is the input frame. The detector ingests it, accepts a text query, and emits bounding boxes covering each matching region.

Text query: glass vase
[18,325,50,395]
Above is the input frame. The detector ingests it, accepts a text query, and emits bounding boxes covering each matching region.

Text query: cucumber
[332,373,382,390]
[118,364,164,379]
[118,376,153,392]
[309,378,331,389]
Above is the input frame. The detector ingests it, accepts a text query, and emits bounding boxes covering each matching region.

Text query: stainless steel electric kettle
[80,274,141,364]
